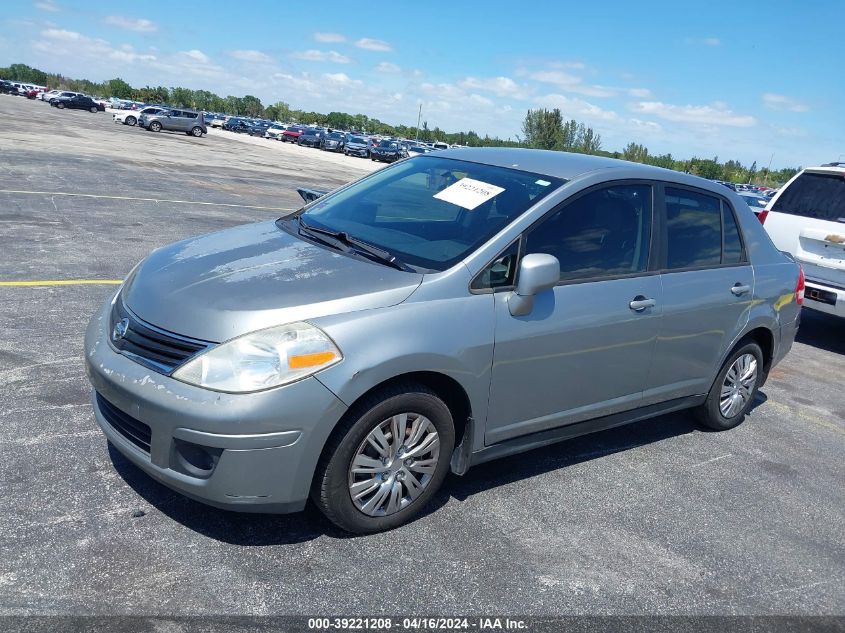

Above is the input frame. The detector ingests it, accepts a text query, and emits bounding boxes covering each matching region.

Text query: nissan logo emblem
[112,318,129,341]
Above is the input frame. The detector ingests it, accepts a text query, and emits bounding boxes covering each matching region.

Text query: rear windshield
[772,171,845,223]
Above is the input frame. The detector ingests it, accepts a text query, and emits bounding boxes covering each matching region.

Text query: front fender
[311,294,495,449]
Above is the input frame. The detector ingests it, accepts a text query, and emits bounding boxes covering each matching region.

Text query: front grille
[110,299,212,374]
[96,393,152,454]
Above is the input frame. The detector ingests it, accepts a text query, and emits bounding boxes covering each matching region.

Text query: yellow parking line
[0,280,123,286]
[0,189,292,212]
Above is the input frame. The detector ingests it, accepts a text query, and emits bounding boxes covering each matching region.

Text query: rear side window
[665,188,722,268]
[772,171,845,222]
[722,203,743,264]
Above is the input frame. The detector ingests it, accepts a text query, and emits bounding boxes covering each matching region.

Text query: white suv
[761,163,845,318]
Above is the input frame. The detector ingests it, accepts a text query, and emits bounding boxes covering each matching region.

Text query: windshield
[349,136,367,144]
[285,155,564,271]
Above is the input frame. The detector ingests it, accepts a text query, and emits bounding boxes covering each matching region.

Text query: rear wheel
[312,383,455,534]
[125,116,136,126]
[149,121,162,132]
[191,126,203,137]
[694,341,763,430]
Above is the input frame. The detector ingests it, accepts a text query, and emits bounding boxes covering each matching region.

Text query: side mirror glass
[508,253,560,316]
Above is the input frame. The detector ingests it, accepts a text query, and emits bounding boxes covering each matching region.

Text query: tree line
[1,62,799,185]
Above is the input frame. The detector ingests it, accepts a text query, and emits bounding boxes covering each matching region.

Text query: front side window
[472,240,520,290]
[524,184,653,282]
[665,188,722,269]
[287,156,563,272]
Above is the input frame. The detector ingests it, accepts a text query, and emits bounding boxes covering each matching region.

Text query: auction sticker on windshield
[434,177,505,210]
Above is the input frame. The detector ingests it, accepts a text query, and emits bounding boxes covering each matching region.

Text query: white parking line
[0,189,292,212]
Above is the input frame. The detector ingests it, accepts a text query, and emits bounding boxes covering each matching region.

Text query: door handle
[629,296,656,312]
[731,284,751,296]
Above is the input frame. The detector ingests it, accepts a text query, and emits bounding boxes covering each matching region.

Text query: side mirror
[508,253,560,317]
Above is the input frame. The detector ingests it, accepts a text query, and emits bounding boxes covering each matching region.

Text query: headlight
[172,322,342,393]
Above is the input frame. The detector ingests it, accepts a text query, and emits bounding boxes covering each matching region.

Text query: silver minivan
[139,108,207,136]
[86,149,802,533]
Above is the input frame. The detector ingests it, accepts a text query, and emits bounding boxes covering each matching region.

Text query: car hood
[122,220,423,342]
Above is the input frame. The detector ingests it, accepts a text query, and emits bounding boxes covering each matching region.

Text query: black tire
[694,340,764,431]
[125,116,136,126]
[190,126,203,137]
[89,106,98,113]
[149,121,162,132]
[311,382,455,534]
[56,102,65,109]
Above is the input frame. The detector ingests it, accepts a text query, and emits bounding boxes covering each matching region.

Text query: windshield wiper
[297,217,415,272]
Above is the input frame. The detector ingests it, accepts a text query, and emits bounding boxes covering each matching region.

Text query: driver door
[485,182,662,444]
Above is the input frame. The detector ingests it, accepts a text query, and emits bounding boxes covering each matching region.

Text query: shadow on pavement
[110,398,767,543]
[795,309,844,356]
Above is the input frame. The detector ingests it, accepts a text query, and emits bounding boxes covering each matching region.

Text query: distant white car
[113,106,166,126]
[761,162,845,318]
[264,124,287,140]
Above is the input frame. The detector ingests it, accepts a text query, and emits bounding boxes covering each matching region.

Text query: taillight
[757,209,769,224]
[796,266,805,305]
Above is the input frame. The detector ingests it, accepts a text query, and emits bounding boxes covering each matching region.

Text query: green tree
[105,78,133,99]
[522,108,563,150]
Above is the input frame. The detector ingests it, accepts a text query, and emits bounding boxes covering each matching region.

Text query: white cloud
[291,49,351,64]
[629,101,756,127]
[314,32,346,43]
[230,49,272,63]
[322,73,364,89]
[34,0,60,12]
[627,87,652,98]
[354,38,392,52]
[459,76,529,99]
[34,29,157,64]
[103,15,157,33]
[526,70,618,97]
[40,28,82,42]
[629,118,663,133]
[375,62,401,73]
[762,93,809,113]
[468,93,495,107]
[181,49,209,63]
[536,93,619,122]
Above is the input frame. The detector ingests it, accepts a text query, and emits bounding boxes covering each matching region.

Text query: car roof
[434,147,731,193]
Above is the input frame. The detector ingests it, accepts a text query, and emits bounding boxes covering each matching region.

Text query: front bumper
[84,298,348,513]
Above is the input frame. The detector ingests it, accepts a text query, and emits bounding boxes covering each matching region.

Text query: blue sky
[2,0,842,168]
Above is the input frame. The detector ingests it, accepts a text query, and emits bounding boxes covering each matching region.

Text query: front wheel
[149,121,162,132]
[89,106,98,113]
[694,341,763,430]
[56,102,65,109]
[312,383,455,534]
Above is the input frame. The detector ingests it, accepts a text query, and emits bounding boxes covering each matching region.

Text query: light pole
[415,103,422,142]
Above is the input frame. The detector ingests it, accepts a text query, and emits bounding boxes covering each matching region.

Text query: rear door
[644,185,753,404]
[764,169,845,289]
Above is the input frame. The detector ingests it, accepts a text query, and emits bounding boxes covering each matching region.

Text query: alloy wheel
[719,353,757,418]
[347,412,440,517]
